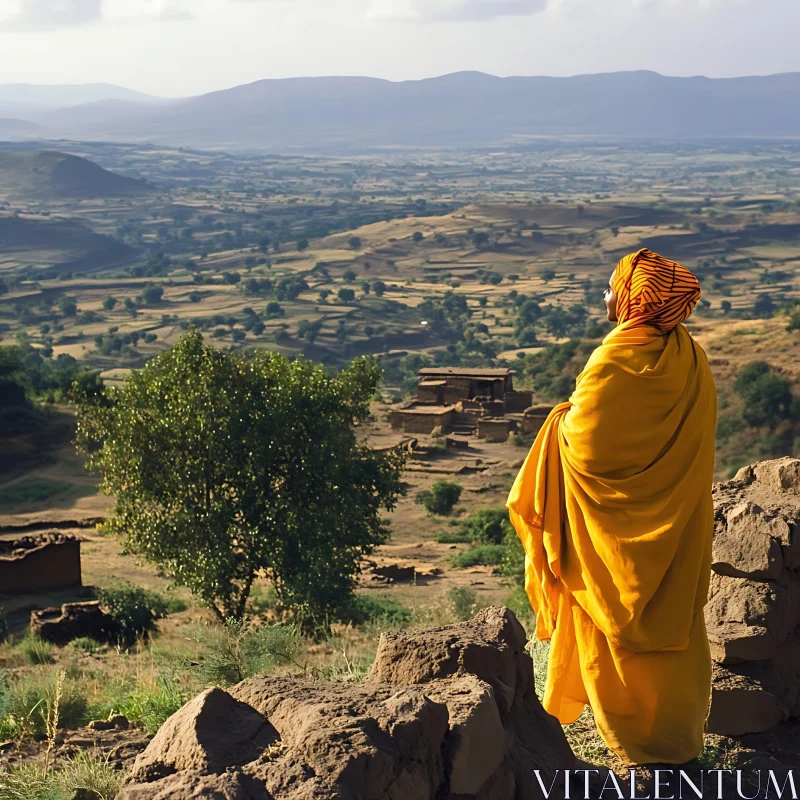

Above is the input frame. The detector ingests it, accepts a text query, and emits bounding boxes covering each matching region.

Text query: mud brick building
[0,533,82,594]
[391,367,552,440]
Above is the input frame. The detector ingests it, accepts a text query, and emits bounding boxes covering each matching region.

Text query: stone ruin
[706,457,800,735]
[390,367,552,442]
[120,607,576,799]
[0,532,82,594]
[30,600,111,645]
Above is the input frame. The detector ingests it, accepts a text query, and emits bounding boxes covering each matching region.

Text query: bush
[97,585,169,647]
[460,507,511,545]
[342,594,413,627]
[18,634,54,665]
[186,619,303,687]
[434,531,471,544]
[450,544,506,569]
[734,361,795,427]
[67,637,105,655]
[0,750,126,800]
[415,480,462,515]
[445,586,478,621]
[103,677,186,735]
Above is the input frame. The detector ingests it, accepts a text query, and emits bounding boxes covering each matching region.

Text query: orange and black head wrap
[612,248,702,332]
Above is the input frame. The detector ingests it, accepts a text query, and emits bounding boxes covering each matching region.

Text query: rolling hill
[0,151,154,200]
[0,214,135,273]
[7,70,800,152]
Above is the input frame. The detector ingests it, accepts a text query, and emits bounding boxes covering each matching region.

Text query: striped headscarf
[612,248,701,332]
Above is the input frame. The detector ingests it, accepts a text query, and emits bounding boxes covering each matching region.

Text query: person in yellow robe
[507,247,717,765]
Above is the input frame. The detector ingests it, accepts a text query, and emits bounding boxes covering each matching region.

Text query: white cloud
[0,0,102,30]
[367,0,547,22]
[0,0,193,30]
[103,0,194,22]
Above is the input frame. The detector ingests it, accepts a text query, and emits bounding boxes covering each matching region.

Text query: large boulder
[706,458,800,735]
[120,606,575,799]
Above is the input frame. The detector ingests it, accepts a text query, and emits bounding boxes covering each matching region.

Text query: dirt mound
[706,457,800,735]
[120,607,574,799]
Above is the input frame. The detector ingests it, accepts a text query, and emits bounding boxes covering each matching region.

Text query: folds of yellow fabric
[506,322,717,765]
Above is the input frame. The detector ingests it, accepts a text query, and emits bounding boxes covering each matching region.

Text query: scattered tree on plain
[75,332,405,630]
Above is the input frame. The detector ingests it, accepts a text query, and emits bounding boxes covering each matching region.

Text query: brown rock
[707,457,800,734]
[707,664,782,735]
[121,770,274,799]
[369,606,529,715]
[424,675,510,795]
[128,688,279,783]
[122,607,575,799]
[712,501,788,580]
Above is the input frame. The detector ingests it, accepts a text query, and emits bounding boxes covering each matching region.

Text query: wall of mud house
[505,390,534,413]
[0,537,82,594]
[390,409,456,434]
[522,414,551,437]
[478,418,515,441]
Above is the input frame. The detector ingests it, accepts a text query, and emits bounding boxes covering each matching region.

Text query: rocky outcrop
[706,458,800,735]
[120,606,575,799]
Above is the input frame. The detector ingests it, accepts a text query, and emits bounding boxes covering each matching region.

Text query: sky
[0,0,796,97]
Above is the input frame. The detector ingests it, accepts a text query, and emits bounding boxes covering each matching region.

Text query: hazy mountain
[0,83,165,111]
[0,151,154,200]
[0,119,49,139]
[5,71,800,151]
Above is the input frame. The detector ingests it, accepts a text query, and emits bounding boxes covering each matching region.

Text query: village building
[390,367,553,441]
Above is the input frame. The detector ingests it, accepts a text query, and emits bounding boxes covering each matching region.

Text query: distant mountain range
[2,71,800,152]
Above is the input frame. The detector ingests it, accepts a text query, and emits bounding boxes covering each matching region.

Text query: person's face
[604,271,618,323]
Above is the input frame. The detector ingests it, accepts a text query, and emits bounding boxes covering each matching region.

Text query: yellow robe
[507,320,717,765]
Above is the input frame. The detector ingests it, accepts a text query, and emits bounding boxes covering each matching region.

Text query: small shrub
[434,531,471,544]
[342,594,413,627]
[186,619,303,687]
[111,678,186,735]
[18,634,54,665]
[415,480,463,515]
[97,584,169,647]
[0,750,124,800]
[460,507,511,545]
[67,637,104,655]
[445,586,478,621]
[450,544,506,569]
[53,750,125,800]
[163,595,188,615]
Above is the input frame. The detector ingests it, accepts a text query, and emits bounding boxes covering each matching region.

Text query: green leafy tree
[338,288,356,303]
[372,281,386,297]
[103,297,118,311]
[296,239,309,252]
[140,285,164,305]
[59,296,78,317]
[734,361,795,428]
[75,332,405,628]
